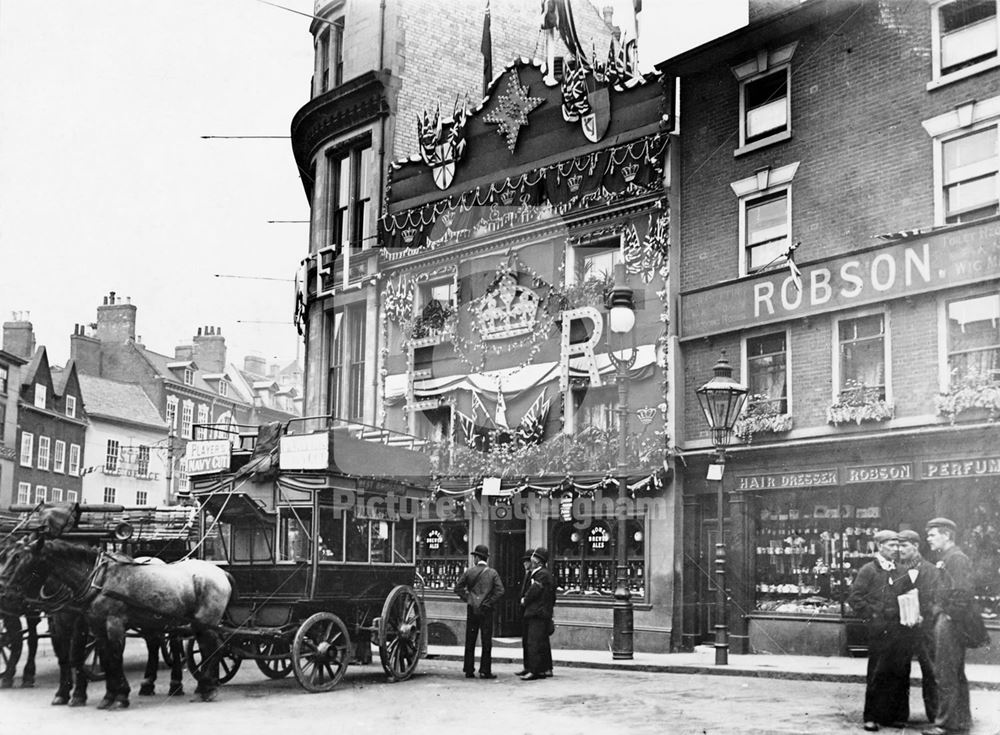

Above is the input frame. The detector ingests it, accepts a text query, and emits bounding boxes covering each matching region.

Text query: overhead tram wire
[214,274,294,282]
[252,0,340,27]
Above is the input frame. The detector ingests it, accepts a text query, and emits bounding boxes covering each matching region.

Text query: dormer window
[34,383,46,409]
[65,395,77,418]
[219,381,228,397]
[183,368,194,386]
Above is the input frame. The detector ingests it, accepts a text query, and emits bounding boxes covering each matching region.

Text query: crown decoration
[499,189,516,206]
[621,162,640,182]
[475,267,540,341]
[635,405,657,425]
[567,174,583,192]
[401,227,418,244]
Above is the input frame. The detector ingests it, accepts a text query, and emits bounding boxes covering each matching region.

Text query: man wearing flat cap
[897,529,940,724]
[454,544,505,679]
[848,529,915,731]
[922,518,973,735]
[520,546,555,680]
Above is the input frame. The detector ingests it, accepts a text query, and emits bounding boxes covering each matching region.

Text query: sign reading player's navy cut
[184,439,232,476]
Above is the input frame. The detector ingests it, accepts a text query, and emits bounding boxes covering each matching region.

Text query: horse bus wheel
[378,585,424,682]
[291,612,350,692]
[184,637,241,684]
[254,639,293,679]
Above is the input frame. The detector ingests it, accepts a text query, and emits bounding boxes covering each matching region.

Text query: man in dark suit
[848,529,914,731]
[923,518,973,735]
[520,546,554,681]
[897,529,940,724]
[454,544,505,679]
[514,549,533,677]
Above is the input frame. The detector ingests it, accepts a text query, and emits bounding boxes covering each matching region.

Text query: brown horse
[1,536,233,709]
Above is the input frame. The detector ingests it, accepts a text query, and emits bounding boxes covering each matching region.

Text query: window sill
[927,57,1000,91]
[734,130,792,158]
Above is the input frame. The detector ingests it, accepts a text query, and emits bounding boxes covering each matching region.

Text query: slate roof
[136,346,219,395]
[78,374,166,429]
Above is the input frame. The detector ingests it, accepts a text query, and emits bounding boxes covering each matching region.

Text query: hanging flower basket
[733,395,793,444]
[558,274,613,311]
[936,370,1000,424]
[827,380,894,425]
[407,300,454,340]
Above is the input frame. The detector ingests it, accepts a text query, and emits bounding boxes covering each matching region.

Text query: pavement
[426,639,1000,690]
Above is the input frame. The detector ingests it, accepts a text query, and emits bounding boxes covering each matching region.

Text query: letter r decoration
[560,307,604,393]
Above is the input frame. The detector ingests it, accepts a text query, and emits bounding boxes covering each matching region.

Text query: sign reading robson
[185,439,232,476]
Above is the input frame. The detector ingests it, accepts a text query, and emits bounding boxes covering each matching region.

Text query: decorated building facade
[292,1,681,651]
[661,0,1000,659]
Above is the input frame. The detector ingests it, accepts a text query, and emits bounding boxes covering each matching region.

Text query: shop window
[548,516,645,598]
[746,332,788,413]
[942,126,999,224]
[417,520,469,591]
[731,42,797,154]
[278,506,313,563]
[930,0,999,85]
[946,292,1000,382]
[836,313,887,400]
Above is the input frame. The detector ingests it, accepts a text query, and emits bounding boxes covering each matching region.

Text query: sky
[0,0,745,370]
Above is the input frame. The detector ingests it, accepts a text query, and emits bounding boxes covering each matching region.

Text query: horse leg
[139,633,158,695]
[21,612,39,688]
[192,629,220,702]
[1,615,23,689]
[67,615,90,707]
[48,614,73,706]
[95,618,130,710]
[167,635,184,696]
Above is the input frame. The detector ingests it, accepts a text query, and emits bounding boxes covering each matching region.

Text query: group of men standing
[848,518,977,735]
[453,544,555,681]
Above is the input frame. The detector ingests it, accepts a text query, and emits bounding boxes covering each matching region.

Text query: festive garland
[733,395,794,444]
[827,380,894,425]
[935,369,1000,424]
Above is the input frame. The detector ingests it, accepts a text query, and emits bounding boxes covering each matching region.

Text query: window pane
[747,194,788,244]
[747,333,787,412]
[744,71,787,140]
[318,504,344,561]
[947,294,1000,379]
[946,175,998,220]
[839,315,885,393]
[940,0,998,71]
[580,248,621,281]
[345,513,368,562]
[747,98,787,139]
[279,508,312,562]
[370,520,391,563]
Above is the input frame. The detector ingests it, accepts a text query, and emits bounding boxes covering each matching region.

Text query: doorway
[491,508,526,637]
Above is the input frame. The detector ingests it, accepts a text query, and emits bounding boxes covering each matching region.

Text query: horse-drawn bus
[183,417,433,692]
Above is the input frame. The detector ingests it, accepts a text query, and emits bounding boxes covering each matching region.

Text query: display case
[549,517,645,599]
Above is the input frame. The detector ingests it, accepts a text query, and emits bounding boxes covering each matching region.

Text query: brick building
[0,344,27,509]
[659,0,1000,657]
[2,317,87,506]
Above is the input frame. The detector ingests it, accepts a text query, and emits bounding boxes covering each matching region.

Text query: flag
[481,0,492,95]
[494,384,508,429]
[786,242,802,293]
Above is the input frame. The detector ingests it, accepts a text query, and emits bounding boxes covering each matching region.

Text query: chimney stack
[70,323,101,374]
[192,325,226,373]
[3,312,36,359]
[95,291,137,344]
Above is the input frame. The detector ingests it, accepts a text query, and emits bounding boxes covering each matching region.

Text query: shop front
[683,426,1000,662]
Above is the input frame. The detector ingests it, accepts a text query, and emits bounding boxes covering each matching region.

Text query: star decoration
[484,70,545,154]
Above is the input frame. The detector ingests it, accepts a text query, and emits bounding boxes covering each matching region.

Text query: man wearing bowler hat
[897,529,940,724]
[922,518,973,735]
[848,529,914,731]
[514,549,534,677]
[454,544,505,679]
[520,546,555,680]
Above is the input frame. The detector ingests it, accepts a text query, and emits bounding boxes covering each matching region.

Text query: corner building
[660,0,1000,659]
[292,1,681,652]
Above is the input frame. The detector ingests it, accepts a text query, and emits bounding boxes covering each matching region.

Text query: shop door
[492,521,526,637]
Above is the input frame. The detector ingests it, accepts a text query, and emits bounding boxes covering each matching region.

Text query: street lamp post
[607,263,636,661]
[695,353,748,666]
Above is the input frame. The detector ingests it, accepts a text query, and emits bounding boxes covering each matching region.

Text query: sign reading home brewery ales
[680,217,1000,340]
